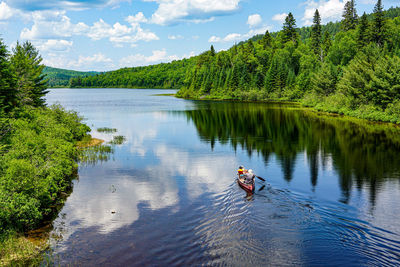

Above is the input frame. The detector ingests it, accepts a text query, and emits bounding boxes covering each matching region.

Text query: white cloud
[302,0,346,26]
[87,19,131,40]
[145,0,242,25]
[209,27,269,43]
[209,23,270,43]
[37,39,73,52]
[132,26,159,42]
[19,11,158,47]
[76,53,112,64]
[272,13,288,24]
[43,52,115,71]
[126,12,147,26]
[119,49,179,67]
[247,14,262,28]
[20,10,89,39]
[86,17,158,46]
[209,11,271,44]
[223,33,241,42]
[0,1,14,20]
[119,49,195,68]
[168,34,184,40]
[6,0,130,12]
[208,36,221,42]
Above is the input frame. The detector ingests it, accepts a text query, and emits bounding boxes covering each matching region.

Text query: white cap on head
[248,169,253,174]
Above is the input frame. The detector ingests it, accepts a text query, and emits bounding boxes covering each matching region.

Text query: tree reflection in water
[176,101,400,205]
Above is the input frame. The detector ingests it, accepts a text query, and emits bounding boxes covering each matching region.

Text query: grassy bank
[0,231,48,266]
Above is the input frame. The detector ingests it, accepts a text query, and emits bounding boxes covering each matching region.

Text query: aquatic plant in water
[97,127,117,133]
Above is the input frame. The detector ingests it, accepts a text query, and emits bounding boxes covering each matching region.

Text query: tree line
[178,0,400,123]
[68,58,196,89]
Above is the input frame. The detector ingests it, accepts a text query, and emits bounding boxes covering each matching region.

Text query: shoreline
[77,137,104,148]
[176,94,400,128]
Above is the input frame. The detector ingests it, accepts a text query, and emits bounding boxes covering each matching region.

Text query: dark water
[46,89,400,266]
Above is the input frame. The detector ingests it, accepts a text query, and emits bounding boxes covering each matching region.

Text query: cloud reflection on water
[51,110,239,250]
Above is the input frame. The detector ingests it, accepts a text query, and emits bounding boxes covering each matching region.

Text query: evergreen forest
[68,2,400,123]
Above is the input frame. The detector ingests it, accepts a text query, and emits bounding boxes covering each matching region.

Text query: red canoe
[237,175,255,192]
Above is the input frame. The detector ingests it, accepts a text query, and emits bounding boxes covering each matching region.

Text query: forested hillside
[43,66,99,87]
[68,57,196,88]
[64,3,400,123]
[178,2,400,123]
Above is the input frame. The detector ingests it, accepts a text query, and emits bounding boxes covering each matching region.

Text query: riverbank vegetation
[0,40,90,265]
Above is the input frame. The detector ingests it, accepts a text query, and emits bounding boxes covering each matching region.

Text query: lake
[45,88,400,266]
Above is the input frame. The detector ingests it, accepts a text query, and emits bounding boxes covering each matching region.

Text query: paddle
[255,175,266,182]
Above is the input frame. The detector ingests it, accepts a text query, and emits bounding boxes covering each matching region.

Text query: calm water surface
[46,88,400,266]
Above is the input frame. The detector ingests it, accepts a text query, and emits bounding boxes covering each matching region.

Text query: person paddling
[238,166,266,182]
[237,165,246,176]
[244,169,255,184]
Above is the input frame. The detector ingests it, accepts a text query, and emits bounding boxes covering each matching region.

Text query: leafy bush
[0,105,90,233]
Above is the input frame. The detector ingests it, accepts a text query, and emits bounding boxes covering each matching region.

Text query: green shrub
[0,105,90,234]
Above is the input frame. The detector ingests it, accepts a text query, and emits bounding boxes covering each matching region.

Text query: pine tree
[311,9,322,59]
[243,40,255,58]
[254,68,264,89]
[282,13,298,44]
[10,41,48,107]
[210,45,216,57]
[243,40,257,74]
[261,30,272,49]
[322,32,332,60]
[342,0,358,31]
[371,0,386,47]
[313,62,338,96]
[356,12,370,49]
[0,39,16,114]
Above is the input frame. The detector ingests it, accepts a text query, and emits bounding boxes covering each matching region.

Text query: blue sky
[0,0,398,71]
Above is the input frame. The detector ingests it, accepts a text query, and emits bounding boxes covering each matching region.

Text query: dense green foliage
[0,40,48,114]
[0,39,17,115]
[43,66,99,88]
[68,58,196,88]
[0,40,90,241]
[177,3,400,123]
[0,106,89,232]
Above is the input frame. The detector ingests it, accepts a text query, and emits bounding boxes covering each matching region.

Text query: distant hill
[67,58,196,89]
[43,66,100,87]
